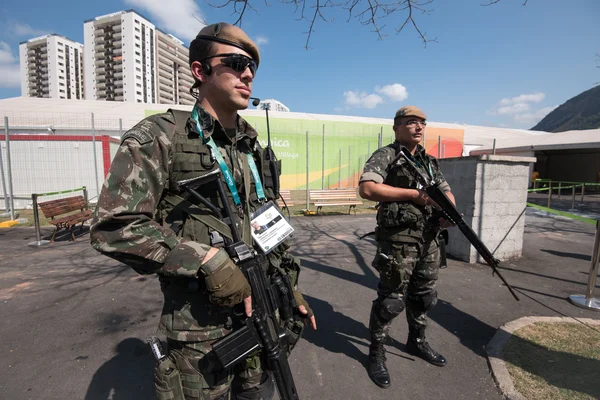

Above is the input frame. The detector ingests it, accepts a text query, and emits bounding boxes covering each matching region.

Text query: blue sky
[0,0,598,129]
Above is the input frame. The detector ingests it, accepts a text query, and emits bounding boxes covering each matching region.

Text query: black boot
[406,333,447,367]
[368,343,391,388]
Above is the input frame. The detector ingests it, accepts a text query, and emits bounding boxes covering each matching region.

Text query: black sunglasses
[202,53,258,76]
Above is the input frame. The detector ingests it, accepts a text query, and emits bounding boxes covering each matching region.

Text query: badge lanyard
[190,105,266,205]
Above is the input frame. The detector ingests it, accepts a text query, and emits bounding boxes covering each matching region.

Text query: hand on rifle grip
[413,189,440,209]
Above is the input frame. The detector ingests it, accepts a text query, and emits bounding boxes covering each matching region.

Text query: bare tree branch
[202,0,522,48]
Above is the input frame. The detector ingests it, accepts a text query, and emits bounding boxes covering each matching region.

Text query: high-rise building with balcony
[19,34,84,99]
[84,10,156,103]
[155,29,195,105]
[257,99,290,112]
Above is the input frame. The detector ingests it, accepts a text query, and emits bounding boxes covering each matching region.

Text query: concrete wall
[439,155,536,263]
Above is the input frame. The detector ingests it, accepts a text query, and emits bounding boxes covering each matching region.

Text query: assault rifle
[176,169,300,400]
[394,148,520,301]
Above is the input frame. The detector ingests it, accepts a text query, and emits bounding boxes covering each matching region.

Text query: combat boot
[367,342,390,388]
[406,330,447,367]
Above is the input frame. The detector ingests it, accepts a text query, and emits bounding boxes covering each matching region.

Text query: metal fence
[1,112,463,214]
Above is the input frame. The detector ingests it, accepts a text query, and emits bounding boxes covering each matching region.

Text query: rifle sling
[163,194,233,241]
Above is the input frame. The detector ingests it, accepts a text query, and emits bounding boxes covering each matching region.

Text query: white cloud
[124,0,205,42]
[499,92,545,106]
[514,106,557,125]
[10,22,47,38]
[255,35,269,46]
[0,42,16,64]
[375,83,408,101]
[496,103,531,115]
[343,91,384,109]
[489,92,546,116]
[0,42,20,88]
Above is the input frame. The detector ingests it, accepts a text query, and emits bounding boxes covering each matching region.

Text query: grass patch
[503,322,600,400]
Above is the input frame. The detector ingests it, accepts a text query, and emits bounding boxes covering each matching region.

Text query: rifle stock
[177,170,300,400]
[395,149,520,301]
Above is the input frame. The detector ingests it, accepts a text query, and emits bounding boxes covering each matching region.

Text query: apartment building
[258,99,290,112]
[84,10,156,103]
[155,29,195,105]
[19,34,84,99]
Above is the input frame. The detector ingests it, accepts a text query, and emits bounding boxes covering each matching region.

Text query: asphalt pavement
[0,209,598,400]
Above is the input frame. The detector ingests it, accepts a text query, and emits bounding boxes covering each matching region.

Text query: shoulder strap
[163,194,233,241]
[168,109,193,135]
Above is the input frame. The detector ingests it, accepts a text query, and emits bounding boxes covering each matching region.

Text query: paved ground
[0,210,599,400]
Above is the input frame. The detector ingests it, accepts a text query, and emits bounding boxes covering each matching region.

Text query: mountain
[531,85,600,132]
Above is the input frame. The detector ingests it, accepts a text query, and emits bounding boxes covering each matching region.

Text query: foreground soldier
[358,106,455,388]
[91,22,316,400]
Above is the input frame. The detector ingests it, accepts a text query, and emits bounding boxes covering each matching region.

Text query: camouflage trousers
[369,239,440,344]
[158,339,274,400]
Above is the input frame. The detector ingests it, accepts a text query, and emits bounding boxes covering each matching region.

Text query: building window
[135,27,140,32]
[135,19,140,24]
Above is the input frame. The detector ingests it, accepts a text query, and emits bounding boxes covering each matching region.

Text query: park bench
[276,190,294,209]
[309,189,363,215]
[38,196,93,242]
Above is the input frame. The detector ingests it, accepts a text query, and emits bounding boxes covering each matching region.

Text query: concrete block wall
[439,155,536,263]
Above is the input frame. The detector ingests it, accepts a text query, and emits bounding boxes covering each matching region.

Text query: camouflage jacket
[91,105,279,277]
[360,142,451,242]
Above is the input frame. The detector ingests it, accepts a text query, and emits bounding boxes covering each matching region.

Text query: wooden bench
[276,190,294,209]
[38,196,93,242]
[309,189,363,215]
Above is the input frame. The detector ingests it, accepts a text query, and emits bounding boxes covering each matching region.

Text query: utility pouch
[154,357,185,400]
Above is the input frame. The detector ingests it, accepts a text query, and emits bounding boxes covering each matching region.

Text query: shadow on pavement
[85,337,155,400]
[302,295,411,370]
[541,249,591,262]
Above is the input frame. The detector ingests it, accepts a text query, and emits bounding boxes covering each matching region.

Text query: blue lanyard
[190,105,266,206]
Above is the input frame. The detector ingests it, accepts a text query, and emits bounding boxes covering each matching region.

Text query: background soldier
[91,22,316,400]
[358,106,456,389]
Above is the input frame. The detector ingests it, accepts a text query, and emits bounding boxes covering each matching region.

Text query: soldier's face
[393,117,426,146]
[193,43,255,112]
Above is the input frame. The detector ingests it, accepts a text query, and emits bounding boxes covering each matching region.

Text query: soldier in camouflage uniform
[90,23,316,400]
[358,106,456,389]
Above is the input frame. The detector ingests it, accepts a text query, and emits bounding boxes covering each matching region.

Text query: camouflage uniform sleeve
[429,156,452,193]
[359,146,395,184]
[90,115,211,278]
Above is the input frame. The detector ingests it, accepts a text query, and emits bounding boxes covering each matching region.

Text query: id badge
[250,201,294,254]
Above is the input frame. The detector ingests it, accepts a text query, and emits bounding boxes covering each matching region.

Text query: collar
[190,103,259,147]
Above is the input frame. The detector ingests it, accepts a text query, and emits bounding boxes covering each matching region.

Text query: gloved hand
[293,290,317,330]
[200,249,251,308]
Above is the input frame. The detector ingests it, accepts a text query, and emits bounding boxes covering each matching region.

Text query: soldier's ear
[191,61,205,83]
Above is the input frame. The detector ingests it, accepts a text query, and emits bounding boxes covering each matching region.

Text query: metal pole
[4,117,15,221]
[492,139,496,155]
[571,185,576,210]
[305,131,309,210]
[321,124,325,190]
[568,220,600,311]
[348,146,351,189]
[547,181,552,208]
[339,148,342,189]
[438,136,441,158]
[91,113,100,199]
[119,118,123,136]
[558,182,561,199]
[27,193,50,247]
[0,118,8,213]
[581,183,585,204]
[378,127,383,148]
